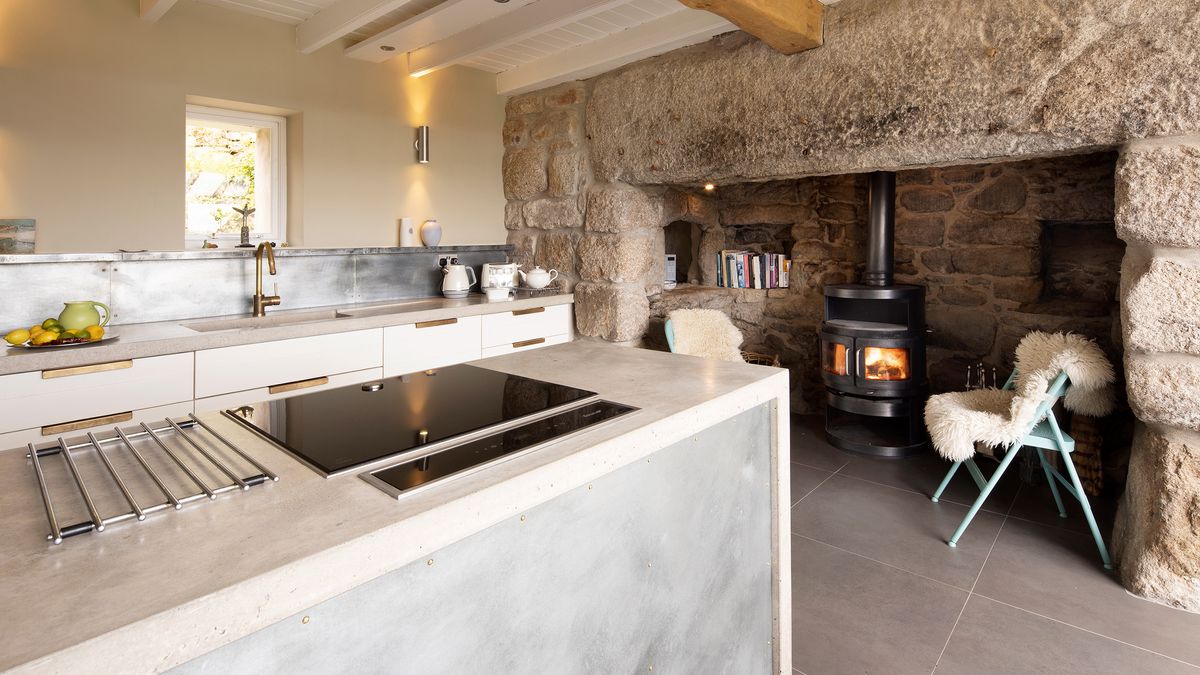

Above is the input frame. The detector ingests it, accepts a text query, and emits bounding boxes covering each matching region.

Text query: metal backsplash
[0,247,509,327]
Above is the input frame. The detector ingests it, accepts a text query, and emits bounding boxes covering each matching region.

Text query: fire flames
[863,347,910,381]
[823,342,848,376]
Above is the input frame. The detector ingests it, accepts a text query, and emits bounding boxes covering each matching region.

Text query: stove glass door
[862,346,911,381]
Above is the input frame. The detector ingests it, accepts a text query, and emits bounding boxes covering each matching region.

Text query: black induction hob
[225,364,634,479]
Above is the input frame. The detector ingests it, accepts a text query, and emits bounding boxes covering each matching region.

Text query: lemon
[30,325,44,336]
[84,325,105,341]
[30,331,58,346]
[4,328,31,345]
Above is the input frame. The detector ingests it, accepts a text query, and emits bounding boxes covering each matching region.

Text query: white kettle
[442,260,477,299]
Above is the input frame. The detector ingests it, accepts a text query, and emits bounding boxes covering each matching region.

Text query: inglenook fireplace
[820,172,929,457]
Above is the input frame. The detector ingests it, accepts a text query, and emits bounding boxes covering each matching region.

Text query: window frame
[184,104,287,247]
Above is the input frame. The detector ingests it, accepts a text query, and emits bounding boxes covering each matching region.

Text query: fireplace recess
[820,172,929,457]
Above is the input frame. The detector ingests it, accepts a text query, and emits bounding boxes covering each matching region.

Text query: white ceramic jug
[519,266,558,289]
[442,262,477,298]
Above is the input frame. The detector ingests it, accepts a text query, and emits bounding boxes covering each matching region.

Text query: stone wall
[1111,137,1200,612]
[585,0,1200,186]
[503,83,669,343]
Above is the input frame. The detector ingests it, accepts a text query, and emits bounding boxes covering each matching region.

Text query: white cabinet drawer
[480,332,571,359]
[195,329,381,399]
[0,353,194,435]
[0,401,195,452]
[194,367,383,413]
[384,316,481,377]
[481,304,573,348]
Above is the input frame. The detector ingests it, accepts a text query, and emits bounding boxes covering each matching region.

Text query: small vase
[421,219,442,247]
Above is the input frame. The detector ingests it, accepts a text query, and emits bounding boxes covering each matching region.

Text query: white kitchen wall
[0,0,507,252]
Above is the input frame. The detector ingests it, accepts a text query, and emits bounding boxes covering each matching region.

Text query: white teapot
[519,266,559,289]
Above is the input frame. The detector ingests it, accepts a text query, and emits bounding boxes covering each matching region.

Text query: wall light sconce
[415,125,430,164]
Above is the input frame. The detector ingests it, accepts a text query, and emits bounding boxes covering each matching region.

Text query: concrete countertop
[0,342,790,674]
[0,292,573,376]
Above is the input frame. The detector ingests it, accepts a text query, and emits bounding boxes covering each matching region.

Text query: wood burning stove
[820,172,929,457]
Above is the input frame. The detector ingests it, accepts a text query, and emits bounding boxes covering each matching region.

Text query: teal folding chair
[930,368,1113,569]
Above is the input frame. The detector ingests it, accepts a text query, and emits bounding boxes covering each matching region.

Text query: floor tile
[790,415,852,472]
[973,518,1200,666]
[790,463,832,506]
[792,535,966,675]
[1004,480,1118,537]
[792,475,1004,590]
[936,595,1197,674]
[839,451,1021,514]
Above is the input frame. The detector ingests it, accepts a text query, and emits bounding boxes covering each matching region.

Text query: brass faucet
[252,242,281,317]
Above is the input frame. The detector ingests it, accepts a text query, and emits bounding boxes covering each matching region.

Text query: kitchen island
[0,342,790,674]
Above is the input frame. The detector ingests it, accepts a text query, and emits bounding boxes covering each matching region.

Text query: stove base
[825,400,929,459]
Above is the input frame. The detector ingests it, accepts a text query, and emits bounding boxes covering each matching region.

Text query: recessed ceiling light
[380,45,396,52]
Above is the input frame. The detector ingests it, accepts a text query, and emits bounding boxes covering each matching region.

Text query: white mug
[485,286,516,302]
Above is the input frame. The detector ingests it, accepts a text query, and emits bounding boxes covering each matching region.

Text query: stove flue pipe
[863,171,897,287]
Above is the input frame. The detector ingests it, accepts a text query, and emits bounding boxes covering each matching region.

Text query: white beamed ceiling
[190,0,843,93]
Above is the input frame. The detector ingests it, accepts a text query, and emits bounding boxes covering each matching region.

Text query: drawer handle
[42,360,133,380]
[512,337,546,349]
[512,307,545,316]
[268,376,330,395]
[42,411,134,436]
[415,318,458,329]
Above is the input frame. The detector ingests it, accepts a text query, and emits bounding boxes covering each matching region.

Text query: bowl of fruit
[5,319,113,349]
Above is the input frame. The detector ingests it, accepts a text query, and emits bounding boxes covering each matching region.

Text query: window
[184,105,286,246]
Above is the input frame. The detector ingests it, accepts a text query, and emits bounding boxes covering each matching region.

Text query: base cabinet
[0,303,574,452]
[0,353,195,438]
[383,316,482,377]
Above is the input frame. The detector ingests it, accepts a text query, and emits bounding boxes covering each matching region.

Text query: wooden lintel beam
[678,0,823,54]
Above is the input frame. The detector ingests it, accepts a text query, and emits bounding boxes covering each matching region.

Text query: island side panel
[169,404,776,674]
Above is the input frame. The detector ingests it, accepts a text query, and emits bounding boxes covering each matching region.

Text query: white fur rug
[924,332,1116,462]
[668,308,744,362]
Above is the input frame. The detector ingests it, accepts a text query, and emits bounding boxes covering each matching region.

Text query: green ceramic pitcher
[58,300,111,331]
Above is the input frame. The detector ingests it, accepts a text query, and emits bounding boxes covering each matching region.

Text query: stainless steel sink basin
[184,309,349,332]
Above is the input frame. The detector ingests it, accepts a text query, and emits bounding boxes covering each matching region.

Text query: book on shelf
[714,250,791,289]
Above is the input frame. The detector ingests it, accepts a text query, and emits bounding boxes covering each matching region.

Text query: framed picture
[0,219,35,253]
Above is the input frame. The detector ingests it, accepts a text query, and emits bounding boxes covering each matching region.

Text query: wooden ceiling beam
[406,0,627,78]
[345,0,538,64]
[495,9,732,95]
[677,0,823,54]
[296,0,421,54]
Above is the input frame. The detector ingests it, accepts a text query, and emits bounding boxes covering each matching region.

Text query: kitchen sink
[183,309,350,332]
[334,298,447,319]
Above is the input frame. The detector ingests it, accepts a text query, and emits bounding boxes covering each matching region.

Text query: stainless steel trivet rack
[27,413,278,544]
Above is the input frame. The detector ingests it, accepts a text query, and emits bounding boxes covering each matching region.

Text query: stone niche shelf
[647,283,787,352]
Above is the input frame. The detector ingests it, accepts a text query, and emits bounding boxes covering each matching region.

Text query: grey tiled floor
[789,415,1200,675]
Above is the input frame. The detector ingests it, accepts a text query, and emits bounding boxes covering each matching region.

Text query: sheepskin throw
[667,309,744,362]
[924,332,1116,462]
